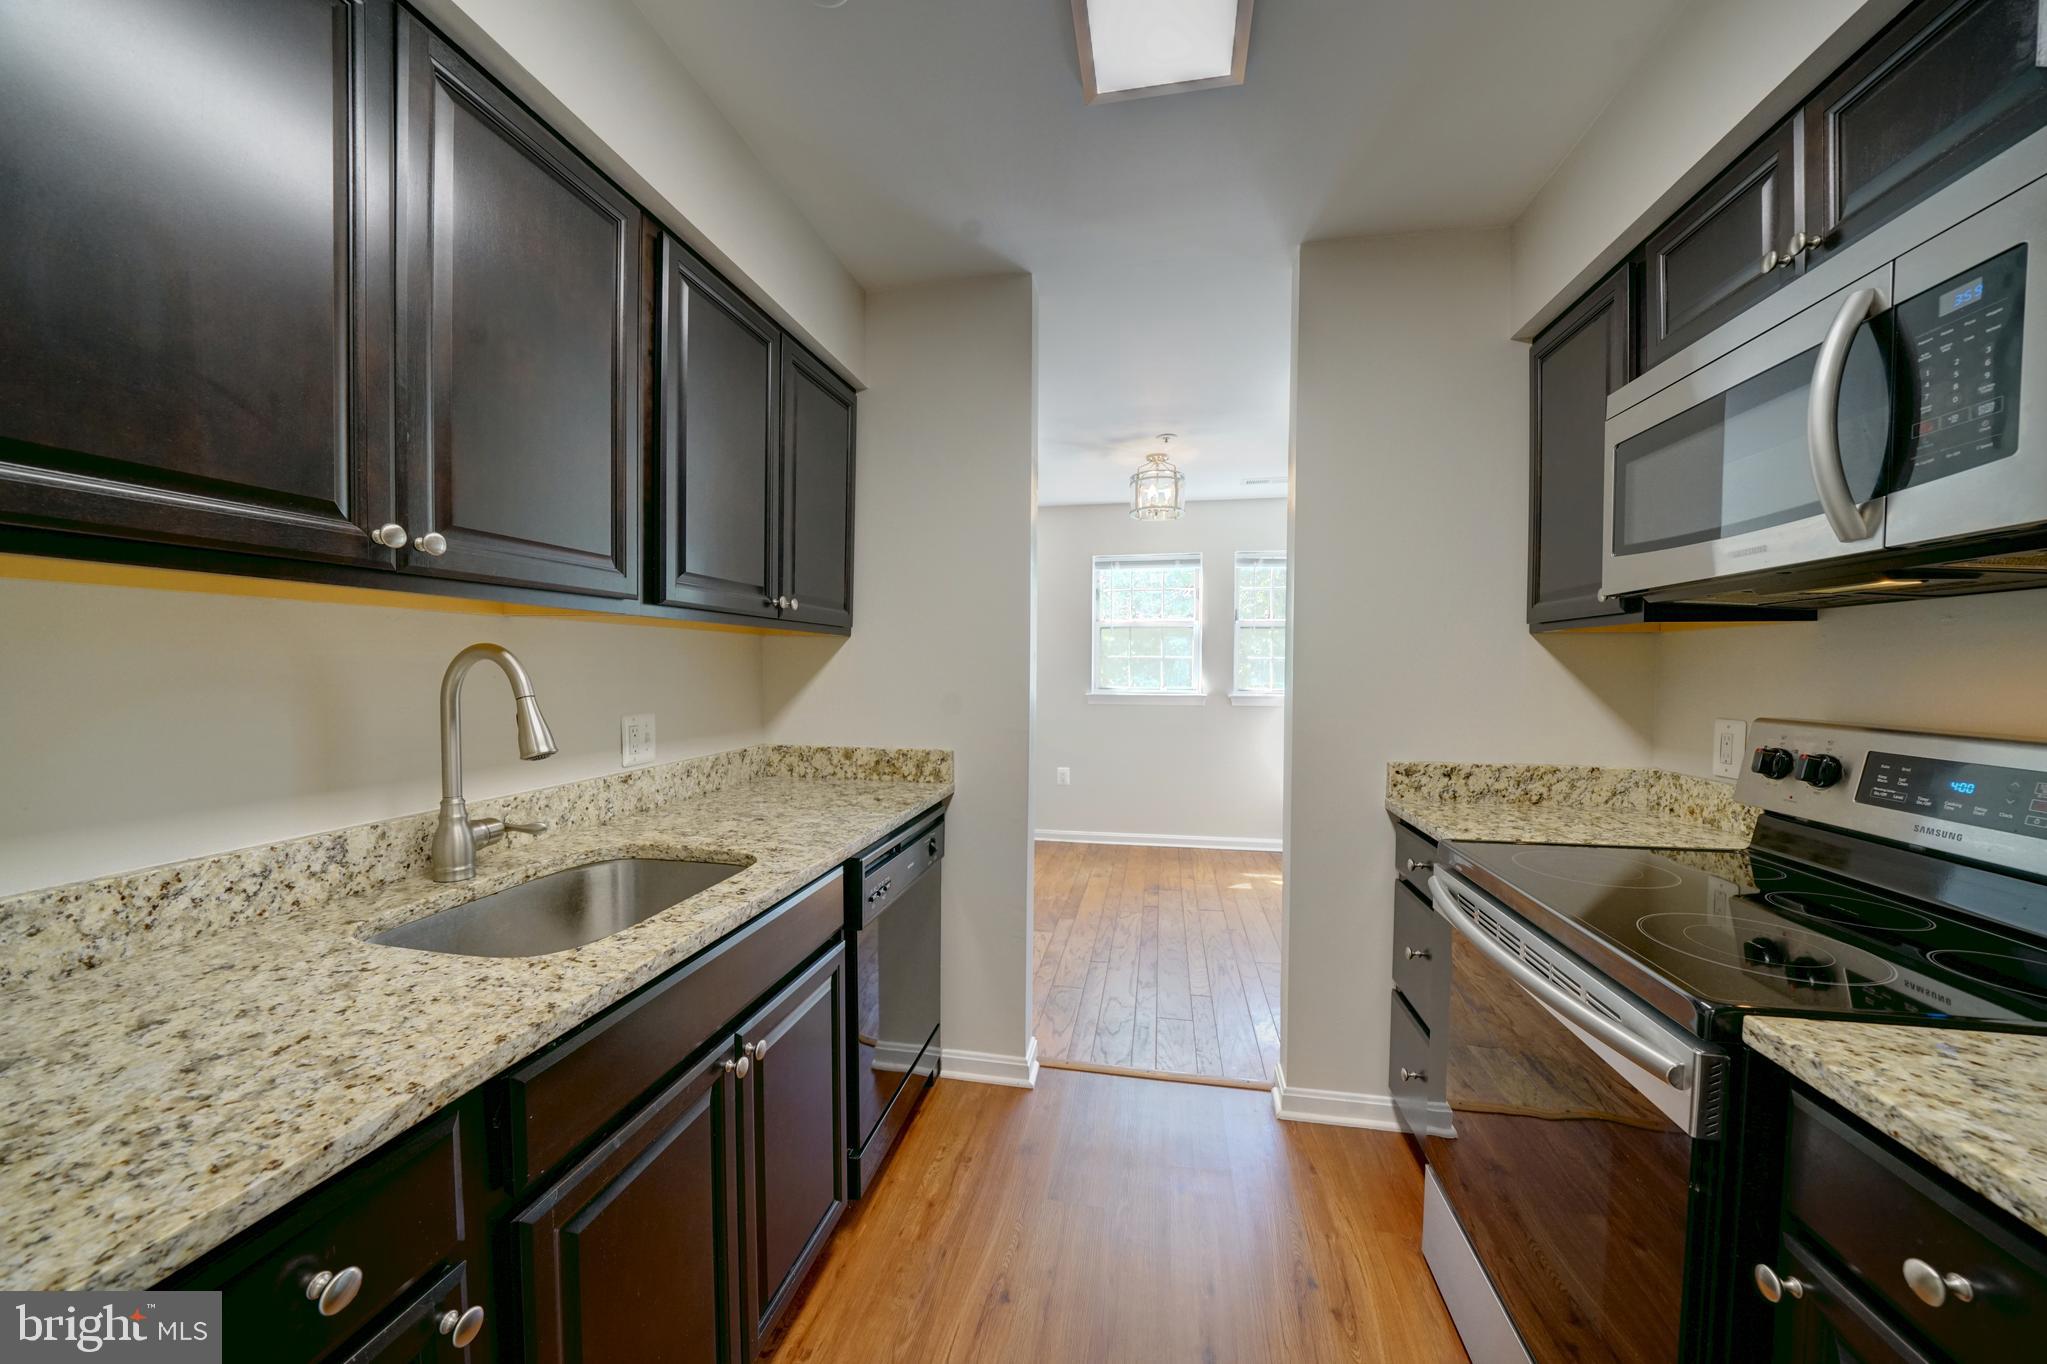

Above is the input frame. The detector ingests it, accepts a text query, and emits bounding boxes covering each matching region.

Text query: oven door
[1603,266,1897,598]
[1422,871,1727,1364]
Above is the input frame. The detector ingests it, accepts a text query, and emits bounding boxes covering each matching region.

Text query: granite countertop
[1385,795,1753,848]
[1746,1017,2047,1239]
[1385,761,1757,850]
[0,774,949,1292]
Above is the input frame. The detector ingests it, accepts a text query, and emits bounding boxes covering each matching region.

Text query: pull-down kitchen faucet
[431,644,558,882]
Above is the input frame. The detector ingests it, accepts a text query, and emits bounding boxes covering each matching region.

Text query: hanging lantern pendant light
[1129,433,1185,521]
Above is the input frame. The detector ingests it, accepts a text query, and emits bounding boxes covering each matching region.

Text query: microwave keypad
[1894,244,2025,490]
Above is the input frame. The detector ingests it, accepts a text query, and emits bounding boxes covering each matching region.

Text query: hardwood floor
[1033,841,1283,1086]
[765,1069,1468,1363]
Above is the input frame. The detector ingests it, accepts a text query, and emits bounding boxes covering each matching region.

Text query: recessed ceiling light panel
[1073,0,1253,104]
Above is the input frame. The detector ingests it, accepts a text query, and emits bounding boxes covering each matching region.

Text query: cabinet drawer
[1391,878,1449,1033]
[211,1109,465,1363]
[1388,989,1439,1146]
[504,869,843,1188]
[1393,821,1438,897]
[1784,1089,2047,1363]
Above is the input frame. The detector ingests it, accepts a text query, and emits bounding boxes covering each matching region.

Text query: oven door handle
[1427,872,1692,1089]
[1806,285,1886,544]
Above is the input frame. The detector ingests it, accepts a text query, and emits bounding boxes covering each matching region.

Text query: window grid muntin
[1092,552,1204,695]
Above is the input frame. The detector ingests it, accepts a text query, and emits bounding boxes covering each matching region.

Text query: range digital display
[1857,750,2047,842]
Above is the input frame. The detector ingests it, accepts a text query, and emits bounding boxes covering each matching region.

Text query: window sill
[1228,692,1284,707]
[1087,691,1208,706]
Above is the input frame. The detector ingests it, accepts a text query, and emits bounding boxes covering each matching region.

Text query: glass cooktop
[1442,841,2047,1031]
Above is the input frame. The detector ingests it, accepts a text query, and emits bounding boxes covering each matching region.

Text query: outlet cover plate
[1712,718,1746,781]
[622,713,656,768]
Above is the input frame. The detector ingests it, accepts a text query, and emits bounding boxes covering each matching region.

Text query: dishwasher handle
[1427,871,1693,1089]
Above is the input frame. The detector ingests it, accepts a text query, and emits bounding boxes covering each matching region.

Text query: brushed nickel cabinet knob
[413,531,448,556]
[1404,946,1431,960]
[370,522,408,548]
[1399,1067,1425,1083]
[1754,1263,1805,1303]
[1903,1257,1974,1307]
[437,1306,485,1347]
[306,1266,363,1316]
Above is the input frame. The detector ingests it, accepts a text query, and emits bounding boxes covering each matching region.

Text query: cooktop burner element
[1925,945,2047,1002]
[1763,891,1939,934]
[1633,912,1876,982]
[1508,846,1683,891]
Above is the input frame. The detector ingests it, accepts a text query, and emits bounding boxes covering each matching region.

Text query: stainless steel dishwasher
[844,809,943,1196]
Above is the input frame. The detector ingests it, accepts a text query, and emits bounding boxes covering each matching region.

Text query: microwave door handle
[1426,872,1691,1088]
[1806,286,1886,543]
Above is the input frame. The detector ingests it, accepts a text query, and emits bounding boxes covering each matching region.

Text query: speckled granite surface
[0,763,949,1291]
[1746,1018,2047,1239]
[1385,762,1756,849]
[0,743,951,985]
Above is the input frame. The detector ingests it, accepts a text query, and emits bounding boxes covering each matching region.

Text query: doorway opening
[1029,494,1288,1087]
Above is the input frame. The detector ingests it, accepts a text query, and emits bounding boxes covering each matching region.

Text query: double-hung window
[1231,551,1287,698]
[1091,553,1203,697]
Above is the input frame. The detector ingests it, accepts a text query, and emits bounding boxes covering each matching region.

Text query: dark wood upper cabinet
[1802,0,2047,263]
[0,0,397,565]
[394,12,641,598]
[1528,265,1634,628]
[518,1048,743,1364]
[1641,117,1800,371]
[655,238,781,620]
[738,947,846,1353]
[778,346,856,631]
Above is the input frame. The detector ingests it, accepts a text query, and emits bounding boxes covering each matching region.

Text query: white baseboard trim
[1035,830,1283,853]
[1270,1064,1400,1130]
[941,1035,1039,1089]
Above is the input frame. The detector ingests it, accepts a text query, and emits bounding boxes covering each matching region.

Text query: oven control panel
[1737,720,2047,879]
[1892,244,2026,489]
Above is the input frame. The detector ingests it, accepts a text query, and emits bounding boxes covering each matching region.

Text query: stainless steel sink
[370,858,745,957]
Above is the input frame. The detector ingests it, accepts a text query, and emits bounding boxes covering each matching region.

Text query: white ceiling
[630,0,1684,505]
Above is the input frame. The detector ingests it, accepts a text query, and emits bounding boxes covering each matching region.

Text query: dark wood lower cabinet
[517,1049,744,1364]
[737,947,848,1352]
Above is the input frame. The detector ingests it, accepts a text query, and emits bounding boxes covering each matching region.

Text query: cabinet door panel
[739,947,846,1350]
[656,239,780,618]
[1805,0,2047,261]
[1643,120,1798,371]
[0,0,396,563]
[779,346,855,630]
[518,1051,740,1364]
[1528,265,1634,625]
[396,15,641,597]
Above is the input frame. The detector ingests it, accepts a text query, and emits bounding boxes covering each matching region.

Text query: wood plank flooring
[764,1069,1468,1363]
[1034,841,1283,1085]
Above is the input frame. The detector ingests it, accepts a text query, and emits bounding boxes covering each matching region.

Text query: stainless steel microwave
[1602,129,2047,608]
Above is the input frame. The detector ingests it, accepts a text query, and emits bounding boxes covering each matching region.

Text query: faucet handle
[467,817,549,850]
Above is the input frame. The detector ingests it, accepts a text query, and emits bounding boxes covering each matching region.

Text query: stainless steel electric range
[1417,721,2047,1364]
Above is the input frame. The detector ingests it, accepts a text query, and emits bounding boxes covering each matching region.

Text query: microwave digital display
[1939,277,1986,315]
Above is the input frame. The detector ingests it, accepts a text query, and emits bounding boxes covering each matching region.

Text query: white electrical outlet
[621,713,656,768]
[1056,766,1072,786]
[1712,719,1747,781]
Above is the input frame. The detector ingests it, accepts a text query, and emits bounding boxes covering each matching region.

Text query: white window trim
[1231,549,1287,699]
[1089,551,1206,698]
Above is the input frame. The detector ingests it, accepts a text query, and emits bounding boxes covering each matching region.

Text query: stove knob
[1750,747,1795,780]
[1795,753,1844,789]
